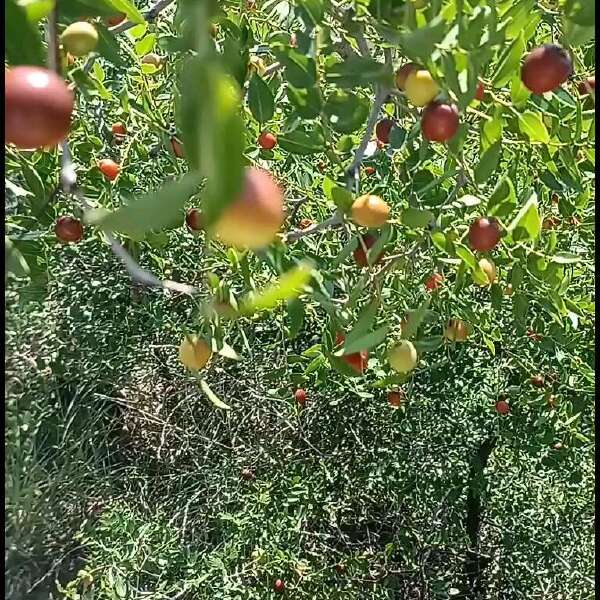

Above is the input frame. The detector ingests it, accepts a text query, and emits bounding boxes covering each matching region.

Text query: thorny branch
[46,5,199,296]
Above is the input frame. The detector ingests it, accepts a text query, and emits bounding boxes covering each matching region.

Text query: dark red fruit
[186,209,203,231]
[495,399,510,415]
[274,579,285,593]
[258,131,277,150]
[55,216,83,243]
[112,122,126,136]
[531,374,545,388]
[106,13,125,27]
[578,76,595,95]
[375,118,394,144]
[521,44,572,95]
[241,468,255,480]
[98,159,120,181]
[5,66,74,149]
[388,390,404,407]
[475,80,485,101]
[467,217,502,252]
[335,562,347,574]
[353,234,383,268]
[364,166,376,176]
[294,388,307,406]
[171,137,184,158]
[335,332,369,374]
[299,218,315,230]
[421,102,459,143]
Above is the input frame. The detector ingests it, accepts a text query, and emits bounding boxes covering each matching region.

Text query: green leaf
[397,17,448,63]
[413,336,443,353]
[134,33,156,56]
[513,293,529,324]
[510,73,531,107]
[5,237,30,279]
[339,325,389,356]
[278,128,325,154]
[507,192,541,242]
[87,173,201,237]
[401,298,431,340]
[562,19,595,46]
[487,176,516,218]
[179,58,245,226]
[430,231,453,255]
[58,0,144,22]
[18,0,54,22]
[5,0,45,66]
[199,378,232,410]
[297,0,325,25]
[492,32,525,88]
[474,141,502,184]
[401,207,434,229]
[242,261,314,314]
[287,298,305,339]
[454,244,477,270]
[325,55,393,89]
[287,85,322,119]
[323,91,369,134]
[272,44,317,88]
[248,74,275,123]
[490,283,503,310]
[345,300,380,348]
[389,126,406,149]
[563,0,594,26]
[518,112,550,143]
[331,187,354,212]
[215,341,242,361]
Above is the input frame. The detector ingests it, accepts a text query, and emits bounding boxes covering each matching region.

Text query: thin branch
[285,212,344,242]
[110,0,177,34]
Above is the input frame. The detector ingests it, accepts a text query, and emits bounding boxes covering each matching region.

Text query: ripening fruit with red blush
[475,80,485,101]
[375,118,394,144]
[55,216,84,243]
[258,131,277,150]
[395,63,418,90]
[531,374,545,388]
[112,122,126,136]
[578,76,595,96]
[273,579,285,593]
[364,166,376,176]
[5,66,74,149]
[98,159,120,181]
[467,217,502,252]
[495,399,510,415]
[294,388,307,406]
[353,234,383,268]
[425,273,443,292]
[186,209,203,231]
[421,102,459,142]
[521,44,572,95]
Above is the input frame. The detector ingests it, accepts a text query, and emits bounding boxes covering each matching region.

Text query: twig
[45,10,199,296]
[285,212,344,242]
[110,0,177,34]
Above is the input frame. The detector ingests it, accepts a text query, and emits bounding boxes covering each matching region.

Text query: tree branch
[110,0,177,34]
[285,212,344,242]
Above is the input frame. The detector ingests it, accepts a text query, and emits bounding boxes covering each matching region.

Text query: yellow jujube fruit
[388,340,418,373]
[60,22,98,57]
[476,258,497,286]
[351,194,390,228]
[179,336,212,371]
[404,70,440,107]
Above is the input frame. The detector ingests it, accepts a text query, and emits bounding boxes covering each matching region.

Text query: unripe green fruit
[388,340,418,373]
[61,22,98,57]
